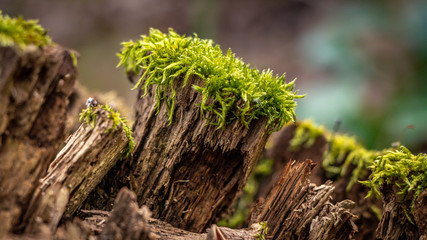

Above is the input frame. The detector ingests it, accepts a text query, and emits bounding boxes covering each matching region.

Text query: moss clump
[361,146,427,213]
[0,11,51,49]
[322,134,386,191]
[289,119,325,151]
[79,104,135,158]
[290,120,385,192]
[117,28,302,131]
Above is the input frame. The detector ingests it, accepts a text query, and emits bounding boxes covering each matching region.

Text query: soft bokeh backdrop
[1,0,426,152]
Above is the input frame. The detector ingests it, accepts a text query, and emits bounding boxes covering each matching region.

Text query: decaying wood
[100,187,154,240]
[413,189,427,240]
[375,184,422,240]
[250,160,357,240]
[90,75,272,232]
[265,123,381,239]
[0,44,77,236]
[98,187,262,240]
[24,106,131,235]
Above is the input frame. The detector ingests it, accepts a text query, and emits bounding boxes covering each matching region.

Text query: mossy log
[265,123,381,239]
[250,160,358,239]
[0,44,77,236]
[90,74,271,233]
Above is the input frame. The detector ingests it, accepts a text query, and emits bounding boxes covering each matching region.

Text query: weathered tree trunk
[23,106,131,235]
[375,185,424,240]
[0,45,77,236]
[265,123,381,239]
[250,160,358,240]
[92,75,272,232]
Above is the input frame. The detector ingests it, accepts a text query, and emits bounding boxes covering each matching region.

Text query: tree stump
[111,75,271,232]
[0,44,77,236]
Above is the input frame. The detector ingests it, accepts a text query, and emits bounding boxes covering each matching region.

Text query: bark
[265,123,381,239]
[0,45,77,236]
[23,106,131,235]
[250,160,358,240]
[375,184,422,240]
[413,189,427,239]
[91,75,271,232]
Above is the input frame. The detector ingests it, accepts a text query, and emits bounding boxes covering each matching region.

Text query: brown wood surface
[250,160,357,240]
[375,184,423,240]
[0,44,77,236]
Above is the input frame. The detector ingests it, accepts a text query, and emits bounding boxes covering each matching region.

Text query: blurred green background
[1,0,426,152]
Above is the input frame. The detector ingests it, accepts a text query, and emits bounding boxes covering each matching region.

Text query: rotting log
[23,106,131,235]
[88,75,273,233]
[250,160,358,240]
[265,123,381,239]
[0,44,77,236]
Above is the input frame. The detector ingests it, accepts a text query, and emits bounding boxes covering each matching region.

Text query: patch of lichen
[79,104,135,158]
[117,28,303,131]
[361,146,427,215]
[290,120,385,192]
[0,11,51,49]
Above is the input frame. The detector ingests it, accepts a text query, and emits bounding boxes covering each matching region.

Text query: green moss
[79,107,96,127]
[361,146,427,215]
[0,11,51,49]
[254,221,268,240]
[117,28,302,131]
[290,120,385,192]
[289,119,324,151]
[79,104,135,158]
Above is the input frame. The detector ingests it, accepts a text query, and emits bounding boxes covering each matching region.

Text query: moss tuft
[290,120,386,192]
[361,146,427,214]
[117,28,303,131]
[289,119,324,151]
[0,11,51,49]
[79,104,135,158]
